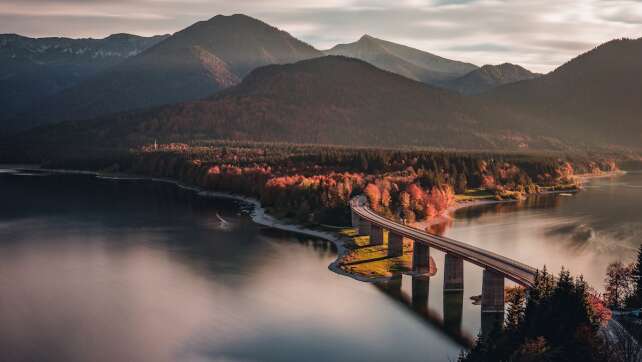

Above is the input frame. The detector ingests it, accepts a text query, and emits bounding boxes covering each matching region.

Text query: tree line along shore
[4,141,619,227]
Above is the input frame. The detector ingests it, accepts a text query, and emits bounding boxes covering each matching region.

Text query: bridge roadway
[350,197,537,288]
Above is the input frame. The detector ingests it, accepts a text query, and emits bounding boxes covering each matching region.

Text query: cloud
[0,0,641,72]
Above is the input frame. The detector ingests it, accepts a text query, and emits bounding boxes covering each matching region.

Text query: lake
[1,169,640,361]
[0,170,462,362]
[445,171,642,290]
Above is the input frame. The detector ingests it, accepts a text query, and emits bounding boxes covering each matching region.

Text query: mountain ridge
[8,14,322,131]
[485,37,642,148]
[18,56,561,151]
[442,63,540,95]
[0,32,169,122]
[324,34,477,84]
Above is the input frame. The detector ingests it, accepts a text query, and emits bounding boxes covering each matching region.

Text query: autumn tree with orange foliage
[113,142,619,226]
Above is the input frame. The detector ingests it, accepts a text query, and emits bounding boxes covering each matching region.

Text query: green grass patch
[455,188,495,201]
[338,230,414,278]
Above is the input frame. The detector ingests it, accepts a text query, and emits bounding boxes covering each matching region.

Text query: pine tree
[628,243,642,308]
[506,288,526,332]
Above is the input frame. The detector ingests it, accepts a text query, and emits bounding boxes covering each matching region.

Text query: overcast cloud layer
[1,0,641,72]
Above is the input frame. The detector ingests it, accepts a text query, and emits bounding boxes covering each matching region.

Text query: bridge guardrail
[350,196,537,286]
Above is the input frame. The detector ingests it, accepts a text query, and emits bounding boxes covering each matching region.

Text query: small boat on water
[560,193,574,197]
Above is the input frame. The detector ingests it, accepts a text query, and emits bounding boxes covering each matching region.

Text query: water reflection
[6,170,634,360]
[453,194,562,222]
[444,172,642,290]
[375,275,475,347]
[0,172,467,362]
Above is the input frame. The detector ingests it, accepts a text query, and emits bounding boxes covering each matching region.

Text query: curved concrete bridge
[350,196,538,313]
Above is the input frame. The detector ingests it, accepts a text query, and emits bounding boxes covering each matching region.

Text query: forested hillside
[485,38,642,148]
[16,56,565,151]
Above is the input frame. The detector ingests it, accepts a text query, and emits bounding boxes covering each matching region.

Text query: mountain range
[15,56,561,151]
[7,14,321,131]
[0,33,168,123]
[1,14,641,152]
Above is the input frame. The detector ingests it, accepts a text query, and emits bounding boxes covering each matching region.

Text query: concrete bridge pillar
[412,242,430,273]
[351,210,360,228]
[481,311,505,336]
[387,232,405,257]
[358,218,371,236]
[443,290,464,334]
[482,269,505,313]
[387,274,403,298]
[370,224,385,246]
[443,254,464,291]
[412,276,430,309]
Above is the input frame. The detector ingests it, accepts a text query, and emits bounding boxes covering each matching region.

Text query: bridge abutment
[444,254,464,291]
[387,232,405,257]
[482,269,505,313]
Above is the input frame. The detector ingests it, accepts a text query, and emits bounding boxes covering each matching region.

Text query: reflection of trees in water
[426,218,453,236]
[261,228,338,257]
[422,194,561,236]
[453,195,561,222]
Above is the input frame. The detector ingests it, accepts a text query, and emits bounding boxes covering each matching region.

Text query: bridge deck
[351,197,537,287]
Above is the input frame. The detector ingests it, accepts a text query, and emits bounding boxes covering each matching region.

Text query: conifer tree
[506,288,526,332]
[628,243,642,308]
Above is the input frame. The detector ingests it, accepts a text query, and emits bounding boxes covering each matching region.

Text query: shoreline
[410,170,627,231]
[1,165,626,283]
[0,164,380,283]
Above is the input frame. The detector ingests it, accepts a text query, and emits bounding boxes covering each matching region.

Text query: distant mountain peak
[441,62,539,95]
[10,15,322,129]
[208,13,254,21]
[104,33,140,40]
[324,35,477,84]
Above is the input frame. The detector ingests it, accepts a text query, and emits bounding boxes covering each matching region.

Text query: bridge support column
[358,218,371,236]
[387,232,405,257]
[443,290,464,334]
[412,242,430,273]
[351,210,360,228]
[370,225,384,246]
[482,269,505,313]
[387,274,403,298]
[481,310,505,336]
[412,276,430,311]
[444,254,464,291]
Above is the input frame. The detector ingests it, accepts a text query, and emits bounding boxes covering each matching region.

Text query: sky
[1,0,641,72]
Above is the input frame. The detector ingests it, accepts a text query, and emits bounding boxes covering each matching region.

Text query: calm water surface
[1,170,640,361]
[0,171,463,362]
[445,171,642,290]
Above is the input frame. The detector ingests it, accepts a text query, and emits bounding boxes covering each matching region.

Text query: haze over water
[1,170,640,361]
